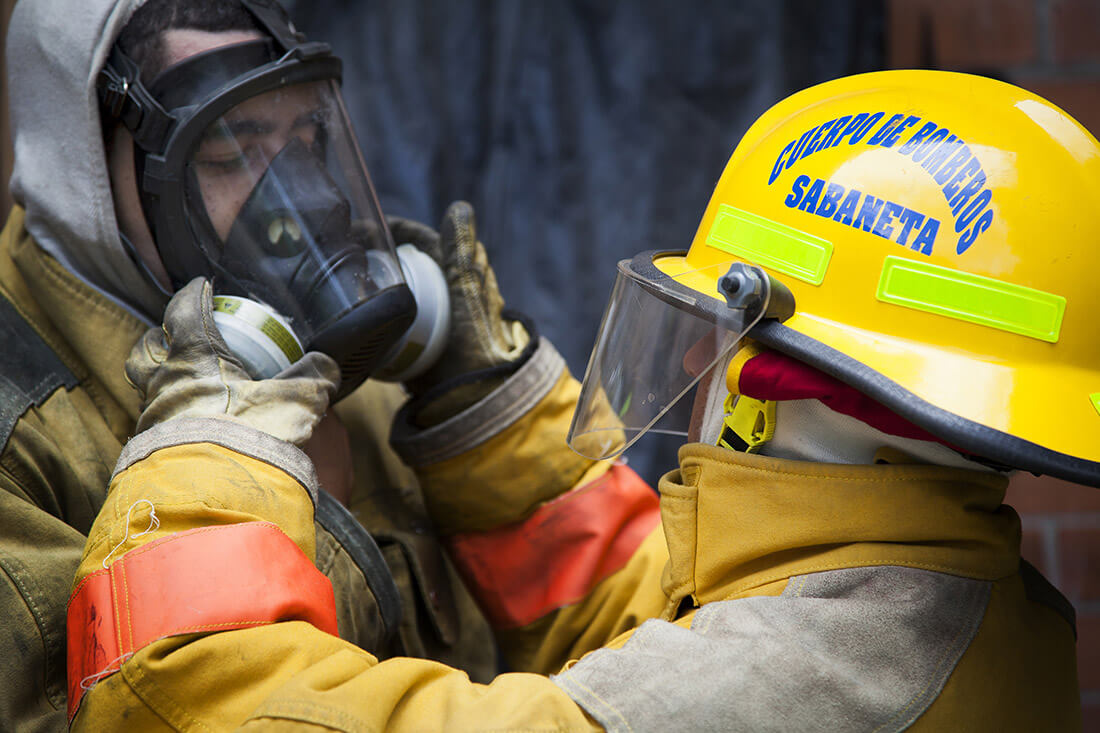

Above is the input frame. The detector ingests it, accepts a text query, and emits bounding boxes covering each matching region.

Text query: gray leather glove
[125,278,341,446]
[389,201,532,426]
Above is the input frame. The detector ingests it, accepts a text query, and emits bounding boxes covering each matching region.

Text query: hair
[117,0,290,82]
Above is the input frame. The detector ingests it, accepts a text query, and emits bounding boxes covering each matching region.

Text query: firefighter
[69,70,1089,730]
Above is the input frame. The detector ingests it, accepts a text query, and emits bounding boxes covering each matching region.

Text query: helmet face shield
[184,79,405,345]
[568,252,773,460]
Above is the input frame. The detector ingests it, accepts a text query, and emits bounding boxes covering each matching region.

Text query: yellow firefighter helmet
[570,70,1100,487]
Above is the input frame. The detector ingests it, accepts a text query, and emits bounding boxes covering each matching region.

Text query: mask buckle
[97,48,174,152]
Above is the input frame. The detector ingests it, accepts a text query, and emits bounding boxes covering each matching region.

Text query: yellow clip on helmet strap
[717,393,776,453]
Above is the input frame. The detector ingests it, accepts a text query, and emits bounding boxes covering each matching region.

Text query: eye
[194,145,265,176]
[195,154,248,172]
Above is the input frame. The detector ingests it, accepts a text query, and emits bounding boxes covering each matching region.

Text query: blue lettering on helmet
[895,208,925,247]
[955,188,993,232]
[849,111,884,144]
[785,174,811,207]
[932,144,972,185]
[798,178,825,212]
[834,112,870,147]
[815,182,845,219]
[909,127,950,163]
[949,168,986,216]
[920,134,961,174]
[957,208,993,254]
[853,195,885,232]
[782,176,941,255]
[799,120,833,161]
[770,140,797,185]
[768,112,997,254]
[818,115,851,151]
[880,115,920,148]
[786,126,820,170]
[897,121,938,155]
[867,113,905,146]
[834,189,861,225]
[942,156,981,201]
[911,217,940,255]
[874,202,905,239]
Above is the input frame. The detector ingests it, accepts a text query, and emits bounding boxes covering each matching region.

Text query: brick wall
[888,0,1100,727]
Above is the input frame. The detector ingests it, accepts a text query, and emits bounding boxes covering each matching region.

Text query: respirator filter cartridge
[211,295,305,379]
[212,244,450,383]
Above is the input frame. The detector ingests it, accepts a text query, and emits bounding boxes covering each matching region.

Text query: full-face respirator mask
[98,0,447,396]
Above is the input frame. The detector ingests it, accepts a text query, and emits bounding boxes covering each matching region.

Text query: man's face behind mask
[191,82,327,241]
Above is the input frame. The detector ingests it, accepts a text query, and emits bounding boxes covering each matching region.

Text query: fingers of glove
[276,351,342,400]
[124,326,169,402]
[387,215,442,261]
[160,278,247,380]
[438,203,529,363]
[439,200,478,275]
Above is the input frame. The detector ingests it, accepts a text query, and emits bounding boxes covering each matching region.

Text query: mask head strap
[97,46,174,152]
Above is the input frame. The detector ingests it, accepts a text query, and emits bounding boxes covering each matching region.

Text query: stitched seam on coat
[250,698,376,732]
[0,550,65,707]
[685,451,1005,486]
[871,578,990,732]
[720,559,998,602]
[110,558,124,654]
[124,653,212,732]
[81,496,233,564]
[556,672,635,733]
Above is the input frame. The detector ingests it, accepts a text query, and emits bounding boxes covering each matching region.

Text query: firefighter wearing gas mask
[67,70,1089,730]
[0,0,551,726]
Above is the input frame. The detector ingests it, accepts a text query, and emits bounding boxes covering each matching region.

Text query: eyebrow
[199,109,323,144]
[200,118,277,143]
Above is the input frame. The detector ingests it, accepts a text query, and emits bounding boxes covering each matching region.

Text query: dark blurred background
[2,1,1100,725]
[286,0,885,486]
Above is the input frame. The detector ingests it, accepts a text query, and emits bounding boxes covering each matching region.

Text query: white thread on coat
[79,652,134,691]
[101,500,160,568]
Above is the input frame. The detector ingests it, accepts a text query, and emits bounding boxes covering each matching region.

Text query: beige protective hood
[7,0,165,321]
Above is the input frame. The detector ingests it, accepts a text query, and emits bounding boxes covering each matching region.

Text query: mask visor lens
[186,80,405,343]
[568,257,769,460]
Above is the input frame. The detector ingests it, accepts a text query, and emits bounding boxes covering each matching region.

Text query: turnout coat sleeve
[69,339,665,731]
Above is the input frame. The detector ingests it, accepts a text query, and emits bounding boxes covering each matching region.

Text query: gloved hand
[389,201,532,426]
[125,278,341,446]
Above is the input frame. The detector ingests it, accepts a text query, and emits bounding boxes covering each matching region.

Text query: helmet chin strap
[756,398,998,470]
[699,379,999,471]
[694,350,738,447]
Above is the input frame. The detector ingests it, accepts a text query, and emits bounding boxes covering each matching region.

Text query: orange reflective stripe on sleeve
[66,521,337,722]
[448,463,660,629]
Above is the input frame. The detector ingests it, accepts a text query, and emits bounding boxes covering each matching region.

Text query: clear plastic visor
[184,79,405,344]
[568,255,770,460]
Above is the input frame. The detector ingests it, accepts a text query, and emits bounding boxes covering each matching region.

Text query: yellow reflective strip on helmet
[876,256,1066,343]
[1091,393,1100,417]
[706,204,834,285]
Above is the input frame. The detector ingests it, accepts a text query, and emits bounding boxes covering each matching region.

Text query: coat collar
[658,443,1019,613]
